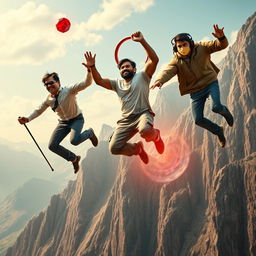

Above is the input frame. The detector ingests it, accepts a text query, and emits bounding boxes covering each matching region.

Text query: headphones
[171,33,194,52]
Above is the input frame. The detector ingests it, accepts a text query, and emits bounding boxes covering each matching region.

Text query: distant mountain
[0,140,90,201]
[0,144,51,200]
[5,12,256,256]
[98,124,114,142]
[0,178,58,256]
[0,138,45,157]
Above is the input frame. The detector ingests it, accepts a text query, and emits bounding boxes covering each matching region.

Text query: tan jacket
[155,37,229,95]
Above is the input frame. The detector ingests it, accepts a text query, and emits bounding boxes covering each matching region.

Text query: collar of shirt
[50,87,63,98]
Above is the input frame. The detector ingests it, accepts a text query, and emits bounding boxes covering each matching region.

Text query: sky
[0,0,255,147]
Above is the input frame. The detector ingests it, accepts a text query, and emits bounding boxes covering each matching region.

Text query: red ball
[56,18,71,33]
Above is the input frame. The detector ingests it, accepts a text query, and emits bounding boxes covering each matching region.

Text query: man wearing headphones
[151,24,233,147]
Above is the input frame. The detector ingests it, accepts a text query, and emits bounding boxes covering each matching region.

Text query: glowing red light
[141,135,190,183]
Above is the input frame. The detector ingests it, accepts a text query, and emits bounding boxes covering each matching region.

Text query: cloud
[0,2,102,66]
[79,89,120,131]
[86,0,154,30]
[0,89,121,143]
[230,30,238,45]
[0,92,59,142]
[0,0,154,66]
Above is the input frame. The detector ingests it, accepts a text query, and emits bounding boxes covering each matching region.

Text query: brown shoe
[89,128,98,147]
[222,107,234,127]
[217,127,226,148]
[137,141,149,164]
[72,155,81,174]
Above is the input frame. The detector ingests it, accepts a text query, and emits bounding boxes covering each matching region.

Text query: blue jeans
[48,114,92,162]
[190,81,230,135]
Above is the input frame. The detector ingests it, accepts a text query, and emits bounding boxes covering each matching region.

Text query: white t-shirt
[110,72,153,118]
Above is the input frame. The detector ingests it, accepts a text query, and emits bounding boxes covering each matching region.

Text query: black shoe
[137,141,149,164]
[72,155,81,174]
[154,129,165,154]
[217,127,226,148]
[223,107,234,127]
[89,128,98,147]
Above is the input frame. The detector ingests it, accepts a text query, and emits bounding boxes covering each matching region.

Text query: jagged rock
[5,12,256,256]
[98,124,115,142]
[0,179,58,256]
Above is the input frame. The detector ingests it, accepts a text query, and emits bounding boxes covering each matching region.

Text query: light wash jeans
[190,81,230,135]
[48,114,92,161]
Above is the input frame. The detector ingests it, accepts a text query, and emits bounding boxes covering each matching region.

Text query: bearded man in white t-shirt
[84,31,164,164]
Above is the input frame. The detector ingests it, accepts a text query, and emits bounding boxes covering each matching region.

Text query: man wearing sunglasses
[151,24,234,148]
[18,67,98,174]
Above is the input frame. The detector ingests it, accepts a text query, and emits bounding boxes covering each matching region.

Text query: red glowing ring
[140,135,190,183]
[114,36,148,64]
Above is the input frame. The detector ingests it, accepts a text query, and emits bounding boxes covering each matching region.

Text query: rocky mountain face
[0,142,73,201]
[0,178,58,256]
[5,12,256,256]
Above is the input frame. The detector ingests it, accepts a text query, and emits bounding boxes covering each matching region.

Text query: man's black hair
[117,58,136,69]
[171,33,194,53]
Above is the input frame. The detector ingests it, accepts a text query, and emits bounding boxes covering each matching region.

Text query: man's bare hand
[83,51,96,68]
[131,31,144,42]
[212,24,225,39]
[150,82,162,90]
[18,117,29,124]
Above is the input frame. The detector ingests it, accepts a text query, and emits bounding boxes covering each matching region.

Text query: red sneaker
[137,141,149,164]
[154,129,165,154]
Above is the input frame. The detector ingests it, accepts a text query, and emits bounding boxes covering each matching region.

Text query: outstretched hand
[131,31,144,42]
[212,24,225,39]
[150,82,162,90]
[82,51,96,68]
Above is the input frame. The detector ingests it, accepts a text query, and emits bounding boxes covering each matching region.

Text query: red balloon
[56,18,71,33]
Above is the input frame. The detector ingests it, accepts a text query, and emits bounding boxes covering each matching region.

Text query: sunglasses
[44,81,56,87]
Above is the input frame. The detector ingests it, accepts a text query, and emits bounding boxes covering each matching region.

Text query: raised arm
[70,68,93,93]
[84,68,93,88]
[18,100,49,124]
[202,24,229,54]
[83,51,112,90]
[131,31,159,78]
[150,60,178,89]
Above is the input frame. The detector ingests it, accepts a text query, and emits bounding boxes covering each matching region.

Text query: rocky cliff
[5,12,256,256]
[0,178,58,256]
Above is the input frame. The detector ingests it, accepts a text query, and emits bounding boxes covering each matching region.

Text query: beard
[121,70,135,80]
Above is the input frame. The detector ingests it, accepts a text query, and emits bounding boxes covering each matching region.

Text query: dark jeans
[190,81,230,135]
[48,114,92,162]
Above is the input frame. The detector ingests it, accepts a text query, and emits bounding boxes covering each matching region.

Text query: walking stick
[23,123,54,172]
